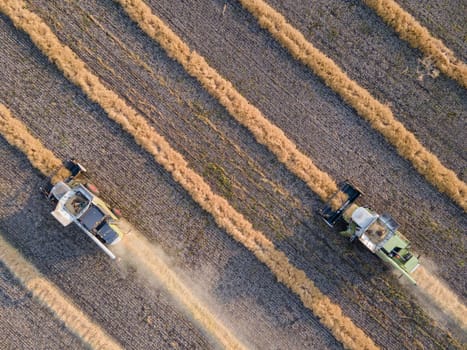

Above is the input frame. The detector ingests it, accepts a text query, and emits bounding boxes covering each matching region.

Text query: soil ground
[0,1,465,349]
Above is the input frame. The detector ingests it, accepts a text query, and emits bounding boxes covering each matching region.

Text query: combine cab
[320,182,420,284]
[42,160,123,259]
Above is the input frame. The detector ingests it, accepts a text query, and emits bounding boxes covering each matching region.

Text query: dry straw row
[363,0,467,89]
[0,1,378,349]
[238,0,467,211]
[0,103,70,183]
[0,234,123,350]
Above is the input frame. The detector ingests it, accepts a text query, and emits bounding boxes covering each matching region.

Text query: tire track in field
[362,0,467,89]
[0,233,123,350]
[0,2,378,349]
[0,102,246,349]
[237,0,467,211]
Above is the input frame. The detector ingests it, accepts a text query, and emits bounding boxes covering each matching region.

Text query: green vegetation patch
[203,162,232,198]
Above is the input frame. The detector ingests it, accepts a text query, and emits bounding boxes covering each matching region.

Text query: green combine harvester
[320,182,420,284]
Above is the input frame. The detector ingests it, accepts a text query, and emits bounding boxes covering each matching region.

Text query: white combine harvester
[42,160,124,259]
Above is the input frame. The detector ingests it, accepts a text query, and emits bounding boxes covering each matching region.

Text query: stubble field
[0,0,465,349]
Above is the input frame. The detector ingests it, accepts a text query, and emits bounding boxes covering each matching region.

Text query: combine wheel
[112,208,122,218]
[86,183,100,195]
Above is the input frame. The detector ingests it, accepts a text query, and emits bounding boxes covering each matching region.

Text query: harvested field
[0,2,374,348]
[0,0,465,349]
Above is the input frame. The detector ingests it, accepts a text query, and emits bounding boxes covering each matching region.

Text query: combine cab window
[379,214,399,232]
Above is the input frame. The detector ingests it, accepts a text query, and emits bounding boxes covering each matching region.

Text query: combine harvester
[320,182,420,284]
[42,160,124,259]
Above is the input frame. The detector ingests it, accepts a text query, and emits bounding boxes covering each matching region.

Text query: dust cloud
[414,265,467,332]
[113,223,247,350]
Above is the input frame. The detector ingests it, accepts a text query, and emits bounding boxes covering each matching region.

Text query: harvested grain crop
[115,0,340,205]
[0,103,70,184]
[0,234,123,350]
[0,2,378,348]
[238,0,467,211]
[363,0,467,89]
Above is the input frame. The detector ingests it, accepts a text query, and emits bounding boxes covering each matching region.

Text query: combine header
[42,160,124,259]
[320,182,420,284]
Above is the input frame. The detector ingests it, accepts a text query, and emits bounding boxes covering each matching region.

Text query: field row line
[0,1,378,349]
[237,0,467,211]
[362,0,467,89]
[0,106,245,349]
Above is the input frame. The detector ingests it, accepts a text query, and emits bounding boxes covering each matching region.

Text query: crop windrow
[362,0,467,89]
[237,0,467,211]
[0,234,123,350]
[0,103,70,183]
[0,1,378,349]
